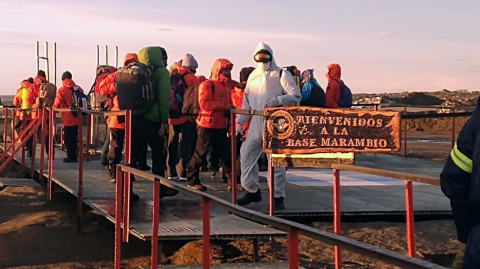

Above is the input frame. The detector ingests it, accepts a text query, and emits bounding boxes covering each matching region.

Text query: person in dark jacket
[441,96,480,269]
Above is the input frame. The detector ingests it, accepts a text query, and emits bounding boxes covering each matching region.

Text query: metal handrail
[115,165,447,269]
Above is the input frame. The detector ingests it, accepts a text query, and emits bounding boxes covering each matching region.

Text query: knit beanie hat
[182,54,198,69]
[239,67,255,83]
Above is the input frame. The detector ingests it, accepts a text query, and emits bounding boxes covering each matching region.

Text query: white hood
[252,42,279,72]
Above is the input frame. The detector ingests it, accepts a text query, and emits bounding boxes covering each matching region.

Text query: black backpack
[182,81,215,122]
[301,82,326,107]
[115,62,156,115]
[68,86,88,117]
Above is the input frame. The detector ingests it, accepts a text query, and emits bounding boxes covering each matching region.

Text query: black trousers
[167,124,181,178]
[130,118,165,178]
[106,128,125,179]
[37,120,52,157]
[100,129,110,166]
[177,121,196,178]
[137,139,148,168]
[18,120,33,156]
[63,125,78,160]
[187,127,231,185]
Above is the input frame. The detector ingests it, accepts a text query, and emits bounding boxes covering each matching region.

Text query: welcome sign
[263,107,401,154]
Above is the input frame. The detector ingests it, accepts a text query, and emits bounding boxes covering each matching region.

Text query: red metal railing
[228,108,443,266]
[114,164,446,269]
[46,108,131,234]
[0,108,42,173]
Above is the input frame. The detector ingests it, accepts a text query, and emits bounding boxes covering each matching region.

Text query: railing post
[405,180,416,257]
[30,113,38,179]
[122,166,131,242]
[123,110,132,243]
[288,227,299,269]
[114,166,123,269]
[3,108,7,151]
[229,110,237,204]
[203,196,210,269]
[12,112,16,153]
[151,177,160,268]
[268,156,275,216]
[48,109,55,201]
[451,108,455,150]
[403,106,407,158]
[39,109,46,185]
[333,169,341,269]
[77,109,84,234]
[86,113,91,161]
[21,116,26,168]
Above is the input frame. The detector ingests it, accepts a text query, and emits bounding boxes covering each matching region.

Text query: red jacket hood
[124,53,138,66]
[327,63,341,80]
[34,76,48,84]
[210,59,233,82]
[62,78,77,88]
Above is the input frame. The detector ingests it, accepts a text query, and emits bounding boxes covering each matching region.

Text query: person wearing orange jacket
[325,63,343,108]
[52,71,84,163]
[99,53,139,188]
[186,59,233,191]
[27,70,54,158]
[168,53,201,181]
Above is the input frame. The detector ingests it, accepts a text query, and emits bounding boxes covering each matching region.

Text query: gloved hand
[236,123,244,142]
[265,97,280,107]
[175,93,182,103]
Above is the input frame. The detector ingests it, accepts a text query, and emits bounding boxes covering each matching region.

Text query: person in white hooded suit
[236,42,301,210]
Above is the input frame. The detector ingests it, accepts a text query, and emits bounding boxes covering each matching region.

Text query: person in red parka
[186,59,233,191]
[99,53,139,188]
[52,71,84,163]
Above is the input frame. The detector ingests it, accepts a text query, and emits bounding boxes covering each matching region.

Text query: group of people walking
[13,42,352,210]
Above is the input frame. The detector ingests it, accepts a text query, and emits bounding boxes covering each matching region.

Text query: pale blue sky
[1,0,479,95]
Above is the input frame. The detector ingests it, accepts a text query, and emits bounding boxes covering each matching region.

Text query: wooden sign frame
[263,107,401,154]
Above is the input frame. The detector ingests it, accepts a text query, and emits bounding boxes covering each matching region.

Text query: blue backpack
[68,86,88,116]
[333,79,352,108]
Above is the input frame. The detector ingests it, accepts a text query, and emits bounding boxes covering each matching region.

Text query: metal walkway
[5,144,285,241]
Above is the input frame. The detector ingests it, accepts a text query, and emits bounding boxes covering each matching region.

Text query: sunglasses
[254,53,272,63]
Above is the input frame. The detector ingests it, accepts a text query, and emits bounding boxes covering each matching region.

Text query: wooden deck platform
[5,144,285,241]
[6,143,451,223]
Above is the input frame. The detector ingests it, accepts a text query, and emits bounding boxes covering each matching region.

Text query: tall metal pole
[36,41,40,73]
[96,45,100,66]
[45,42,49,81]
[115,46,119,68]
[105,45,108,65]
[53,43,57,86]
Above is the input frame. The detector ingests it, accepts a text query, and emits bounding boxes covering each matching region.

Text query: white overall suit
[238,42,301,198]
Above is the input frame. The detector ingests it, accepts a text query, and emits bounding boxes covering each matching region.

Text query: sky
[1,0,479,95]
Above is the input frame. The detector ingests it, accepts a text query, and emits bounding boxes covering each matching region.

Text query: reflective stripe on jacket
[451,143,473,173]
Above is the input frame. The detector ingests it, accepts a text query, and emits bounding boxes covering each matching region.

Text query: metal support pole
[333,169,341,269]
[253,239,259,262]
[288,227,299,269]
[202,197,211,269]
[39,109,46,185]
[405,180,416,258]
[451,109,456,150]
[30,113,38,179]
[115,46,119,68]
[114,167,123,269]
[44,41,49,81]
[151,178,160,268]
[53,43,57,86]
[230,111,237,204]
[36,41,40,73]
[21,117,26,168]
[86,114,91,161]
[3,108,7,151]
[105,45,108,65]
[96,45,100,66]
[77,109,84,234]
[403,107,407,158]
[122,165,131,243]
[48,110,54,201]
[268,156,275,216]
